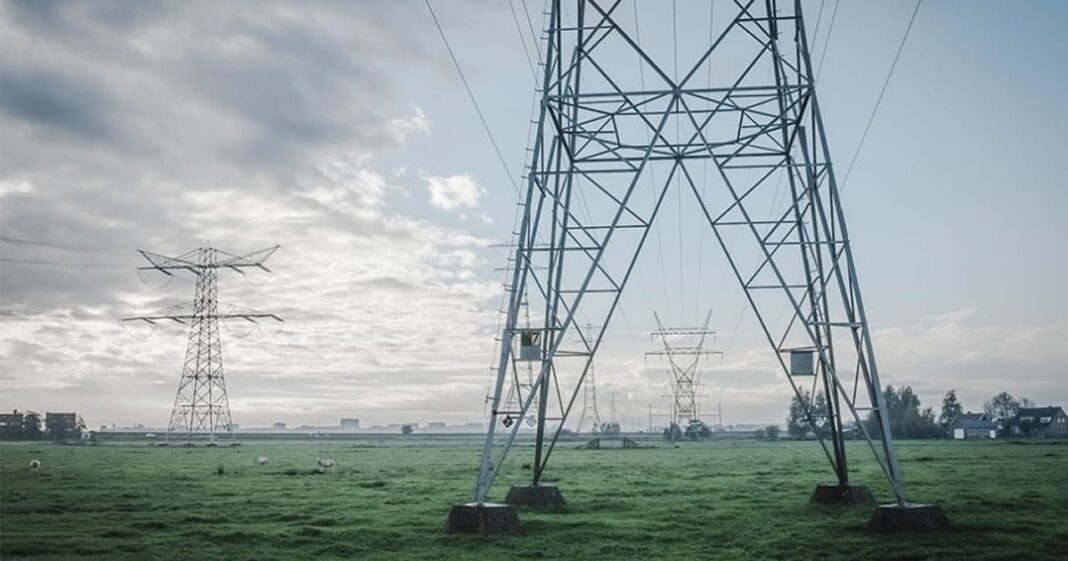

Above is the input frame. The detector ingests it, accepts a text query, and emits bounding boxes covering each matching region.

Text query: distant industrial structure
[340,418,361,429]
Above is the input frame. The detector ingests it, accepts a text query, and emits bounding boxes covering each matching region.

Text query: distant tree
[752,427,766,440]
[685,420,712,441]
[939,390,963,432]
[787,392,827,439]
[22,412,42,440]
[401,424,413,435]
[864,385,941,439]
[983,392,1020,421]
[599,422,621,436]
[764,425,780,440]
[663,423,683,441]
[1020,397,1035,408]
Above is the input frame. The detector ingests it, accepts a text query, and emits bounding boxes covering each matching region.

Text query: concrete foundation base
[505,484,567,509]
[443,502,522,535]
[809,483,875,505]
[867,503,950,533]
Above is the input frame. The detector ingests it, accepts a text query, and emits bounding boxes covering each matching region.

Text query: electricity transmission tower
[575,324,602,433]
[123,245,281,443]
[646,311,721,427]
[463,0,916,516]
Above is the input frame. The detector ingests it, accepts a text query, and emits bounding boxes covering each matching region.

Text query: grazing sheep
[257,456,270,466]
[29,459,40,472]
[315,456,335,472]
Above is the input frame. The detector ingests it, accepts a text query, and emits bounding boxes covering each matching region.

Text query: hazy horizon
[2,0,1065,431]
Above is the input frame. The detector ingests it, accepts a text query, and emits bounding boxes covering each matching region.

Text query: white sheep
[256,456,270,466]
[29,459,40,472]
[315,456,335,472]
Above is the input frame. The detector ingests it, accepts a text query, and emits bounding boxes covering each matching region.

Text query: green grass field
[1,439,1065,560]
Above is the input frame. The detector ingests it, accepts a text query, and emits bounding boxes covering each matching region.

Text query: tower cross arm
[136,245,281,274]
[215,245,280,272]
[136,250,200,275]
[122,301,283,324]
[122,312,283,324]
[650,328,718,338]
[644,348,723,357]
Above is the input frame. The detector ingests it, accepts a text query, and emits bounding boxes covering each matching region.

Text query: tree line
[784,387,1034,440]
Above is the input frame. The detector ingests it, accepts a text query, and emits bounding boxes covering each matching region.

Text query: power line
[673,0,685,323]
[814,0,840,80]
[631,0,672,324]
[520,0,543,65]
[839,0,924,194]
[0,235,130,256]
[507,0,539,81]
[809,0,827,49]
[0,256,129,270]
[694,0,715,325]
[425,0,520,195]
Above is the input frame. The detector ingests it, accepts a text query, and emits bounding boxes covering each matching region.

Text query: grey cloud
[0,0,441,311]
[352,276,416,293]
[0,66,120,141]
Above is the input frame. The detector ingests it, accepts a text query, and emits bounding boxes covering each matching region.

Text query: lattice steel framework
[473,0,907,505]
[646,311,721,426]
[124,245,281,443]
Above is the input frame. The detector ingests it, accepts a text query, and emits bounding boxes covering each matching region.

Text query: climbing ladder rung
[715,220,798,226]
[526,246,604,252]
[567,224,647,230]
[770,240,842,246]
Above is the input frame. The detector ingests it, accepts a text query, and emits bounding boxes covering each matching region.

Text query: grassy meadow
[1,438,1065,560]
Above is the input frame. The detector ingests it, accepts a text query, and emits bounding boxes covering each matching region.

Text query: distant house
[947,412,996,440]
[1012,407,1068,438]
[45,412,81,440]
[0,410,25,439]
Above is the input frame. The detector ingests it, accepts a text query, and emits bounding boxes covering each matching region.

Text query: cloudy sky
[1,0,1065,430]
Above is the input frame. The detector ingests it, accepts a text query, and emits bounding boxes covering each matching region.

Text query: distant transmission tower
[123,245,281,443]
[448,1,938,530]
[575,324,602,433]
[647,311,721,427]
[498,294,540,429]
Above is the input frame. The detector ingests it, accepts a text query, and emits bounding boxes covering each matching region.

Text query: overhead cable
[425,0,520,195]
[839,0,924,194]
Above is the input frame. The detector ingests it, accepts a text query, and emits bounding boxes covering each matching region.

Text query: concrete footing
[443,502,522,535]
[809,483,875,505]
[867,503,950,532]
[505,484,567,509]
